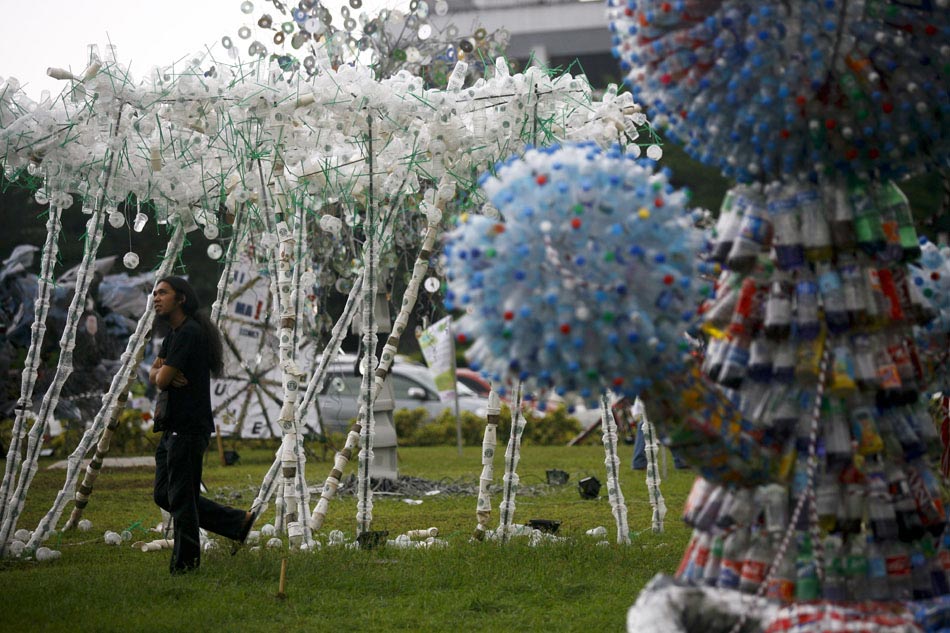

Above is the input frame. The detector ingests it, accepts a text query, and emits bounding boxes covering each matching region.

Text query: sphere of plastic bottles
[608,0,950,182]
[442,142,709,401]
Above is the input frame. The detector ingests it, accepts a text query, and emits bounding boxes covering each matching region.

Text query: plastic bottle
[866,534,892,601]
[815,472,841,533]
[885,540,913,601]
[851,336,879,391]
[793,271,820,340]
[711,189,742,264]
[838,254,868,325]
[795,533,820,601]
[822,535,848,601]
[828,344,858,397]
[717,339,750,390]
[800,187,833,262]
[887,463,925,542]
[759,484,789,535]
[769,185,804,270]
[703,535,724,587]
[683,477,714,525]
[684,532,712,584]
[874,182,905,264]
[764,274,794,340]
[866,460,899,542]
[717,528,749,590]
[935,532,950,595]
[771,341,796,383]
[844,535,870,601]
[727,191,772,274]
[850,178,885,256]
[911,540,936,600]
[747,339,773,383]
[765,547,796,603]
[817,263,850,334]
[676,530,701,578]
[824,398,853,468]
[739,530,773,594]
[829,179,856,251]
[693,485,726,531]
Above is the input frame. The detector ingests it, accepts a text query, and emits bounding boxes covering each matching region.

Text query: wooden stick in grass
[473,389,501,540]
[600,394,630,544]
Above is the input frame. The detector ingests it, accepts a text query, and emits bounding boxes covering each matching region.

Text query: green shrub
[392,404,584,447]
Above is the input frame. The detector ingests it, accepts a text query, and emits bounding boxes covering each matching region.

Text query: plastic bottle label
[741,559,768,584]
[886,554,911,577]
[718,560,741,588]
[765,577,795,602]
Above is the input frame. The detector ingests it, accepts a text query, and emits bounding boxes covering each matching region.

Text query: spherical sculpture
[443,142,708,401]
[608,0,950,182]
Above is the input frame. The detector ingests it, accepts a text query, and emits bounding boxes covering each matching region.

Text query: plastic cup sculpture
[0,23,660,557]
[607,1,950,631]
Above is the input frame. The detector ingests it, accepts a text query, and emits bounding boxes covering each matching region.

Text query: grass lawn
[0,444,694,633]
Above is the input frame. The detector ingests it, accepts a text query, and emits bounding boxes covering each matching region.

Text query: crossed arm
[149,357,188,390]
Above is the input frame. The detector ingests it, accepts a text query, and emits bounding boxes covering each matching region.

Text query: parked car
[316,355,489,434]
[455,367,494,398]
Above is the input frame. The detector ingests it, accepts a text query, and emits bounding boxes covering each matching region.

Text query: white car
[316,355,489,434]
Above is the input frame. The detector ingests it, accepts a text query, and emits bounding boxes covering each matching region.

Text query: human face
[152,282,183,320]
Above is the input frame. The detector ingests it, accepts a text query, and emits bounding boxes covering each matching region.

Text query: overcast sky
[0,0,406,99]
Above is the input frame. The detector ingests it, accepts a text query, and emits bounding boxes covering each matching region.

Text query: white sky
[0,0,407,99]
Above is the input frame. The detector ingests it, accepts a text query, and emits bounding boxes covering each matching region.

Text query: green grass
[0,445,694,633]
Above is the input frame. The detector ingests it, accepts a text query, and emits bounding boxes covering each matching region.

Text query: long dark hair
[158,276,224,377]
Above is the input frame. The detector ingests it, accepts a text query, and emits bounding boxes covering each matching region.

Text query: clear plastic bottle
[727,191,772,274]
[793,271,820,340]
[717,338,750,390]
[887,463,925,542]
[911,540,935,600]
[817,263,850,334]
[823,398,853,468]
[684,532,712,584]
[769,185,804,271]
[765,546,796,604]
[822,535,848,601]
[850,178,885,256]
[795,532,820,601]
[866,460,899,542]
[739,529,773,594]
[747,339,773,383]
[764,274,794,340]
[844,535,870,601]
[885,540,913,601]
[838,254,868,325]
[829,179,856,251]
[799,187,833,262]
[717,528,750,590]
[815,472,841,533]
[703,535,724,587]
[866,534,892,601]
[771,342,796,383]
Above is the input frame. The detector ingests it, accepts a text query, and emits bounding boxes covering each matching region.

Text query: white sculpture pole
[497,383,526,542]
[473,390,501,540]
[636,398,667,534]
[601,394,631,544]
[0,202,62,521]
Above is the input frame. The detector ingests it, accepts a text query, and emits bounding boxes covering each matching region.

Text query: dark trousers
[153,431,246,573]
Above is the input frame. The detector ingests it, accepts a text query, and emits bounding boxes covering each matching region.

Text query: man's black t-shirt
[158,318,214,435]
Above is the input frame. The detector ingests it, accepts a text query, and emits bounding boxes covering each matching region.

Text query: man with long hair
[149,276,256,573]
